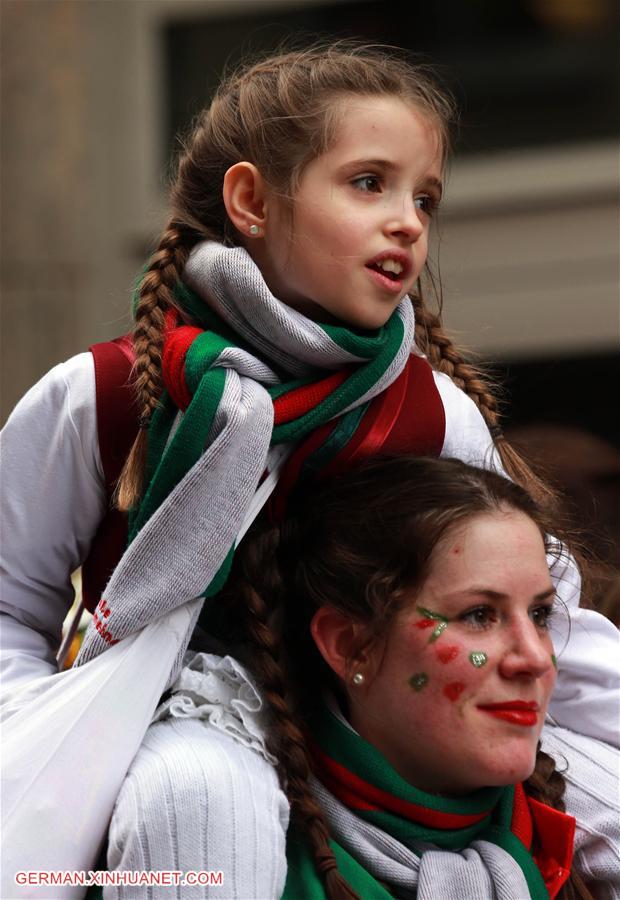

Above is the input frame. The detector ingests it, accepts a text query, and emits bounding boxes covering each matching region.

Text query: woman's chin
[476,750,538,789]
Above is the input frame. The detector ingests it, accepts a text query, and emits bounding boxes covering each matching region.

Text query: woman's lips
[477,701,539,728]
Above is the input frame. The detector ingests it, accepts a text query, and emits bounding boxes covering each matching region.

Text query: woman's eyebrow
[444,586,556,602]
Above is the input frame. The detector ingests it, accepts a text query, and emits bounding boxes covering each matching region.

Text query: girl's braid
[412,294,500,425]
[235,529,360,900]
[413,294,557,507]
[116,220,196,510]
[525,749,593,900]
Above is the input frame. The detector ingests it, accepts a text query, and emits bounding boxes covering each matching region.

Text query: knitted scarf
[75,241,415,674]
[283,702,575,900]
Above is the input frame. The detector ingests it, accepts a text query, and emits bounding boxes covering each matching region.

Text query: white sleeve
[435,370,620,748]
[541,725,620,897]
[0,353,107,692]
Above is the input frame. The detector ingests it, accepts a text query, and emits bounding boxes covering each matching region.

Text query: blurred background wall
[2,0,619,586]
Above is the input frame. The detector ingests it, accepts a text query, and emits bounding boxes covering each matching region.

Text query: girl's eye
[414,195,438,216]
[530,604,555,630]
[460,606,498,630]
[352,175,382,193]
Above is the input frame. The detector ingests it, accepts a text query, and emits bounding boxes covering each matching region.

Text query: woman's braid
[525,749,593,900]
[234,529,360,900]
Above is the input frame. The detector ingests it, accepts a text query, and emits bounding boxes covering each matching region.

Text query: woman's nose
[498,619,554,680]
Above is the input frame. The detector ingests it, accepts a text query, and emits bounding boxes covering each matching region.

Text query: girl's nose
[384,196,425,243]
[498,619,554,681]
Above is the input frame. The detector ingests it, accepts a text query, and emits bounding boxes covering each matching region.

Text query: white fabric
[106,717,289,900]
[0,600,201,899]
[2,352,619,744]
[541,725,620,899]
[152,652,277,765]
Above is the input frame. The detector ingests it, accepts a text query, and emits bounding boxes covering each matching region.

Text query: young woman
[219,455,618,899]
[1,43,617,896]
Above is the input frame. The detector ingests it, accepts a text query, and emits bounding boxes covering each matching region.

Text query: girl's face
[255,95,443,329]
[343,509,557,795]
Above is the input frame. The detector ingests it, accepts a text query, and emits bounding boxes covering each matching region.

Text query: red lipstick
[477,701,539,727]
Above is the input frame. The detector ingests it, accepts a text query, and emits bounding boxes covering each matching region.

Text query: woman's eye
[352,175,382,193]
[460,606,497,630]
[530,604,555,630]
[414,195,438,216]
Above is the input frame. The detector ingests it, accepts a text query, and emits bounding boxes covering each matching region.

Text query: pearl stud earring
[352,672,365,686]
[249,224,260,236]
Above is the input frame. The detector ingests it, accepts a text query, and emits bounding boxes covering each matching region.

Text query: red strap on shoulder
[82,336,138,613]
[90,335,137,491]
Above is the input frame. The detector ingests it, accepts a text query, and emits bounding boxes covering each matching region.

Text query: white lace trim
[152,652,276,765]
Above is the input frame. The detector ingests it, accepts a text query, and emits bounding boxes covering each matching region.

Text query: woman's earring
[352,672,365,686]
[249,224,261,236]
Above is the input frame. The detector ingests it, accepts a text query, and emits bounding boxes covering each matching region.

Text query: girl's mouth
[365,264,404,294]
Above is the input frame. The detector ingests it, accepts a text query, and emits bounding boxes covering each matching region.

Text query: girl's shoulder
[427,365,502,473]
[3,351,102,482]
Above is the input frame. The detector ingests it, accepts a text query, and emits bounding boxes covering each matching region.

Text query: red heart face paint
[436,645,459,664]
[443,682,465,702]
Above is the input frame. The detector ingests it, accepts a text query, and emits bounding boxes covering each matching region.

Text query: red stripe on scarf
[273,369,351,425]
[162,313,203,411]
[309,739,490,829]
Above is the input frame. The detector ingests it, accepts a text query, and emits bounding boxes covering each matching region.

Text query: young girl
[221,455,618,899]
[1,42,617,897]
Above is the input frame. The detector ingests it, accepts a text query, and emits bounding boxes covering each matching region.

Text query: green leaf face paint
[551,653,558,669]
[429,621,448,642]
[416,606,449,642]
[416,606,448,623]
[409,672,429,691]
[469,651,488,668]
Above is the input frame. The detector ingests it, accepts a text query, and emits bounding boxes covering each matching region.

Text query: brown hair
[218,456,590,900]
[116,40,548,511]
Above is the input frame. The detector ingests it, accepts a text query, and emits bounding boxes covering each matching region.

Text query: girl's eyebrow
[340,159,443,195]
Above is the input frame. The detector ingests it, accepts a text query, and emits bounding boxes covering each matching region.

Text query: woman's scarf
[75,241,415,674]
[283,701,575,900]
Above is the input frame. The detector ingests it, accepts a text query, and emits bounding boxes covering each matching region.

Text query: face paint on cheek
[443,682,465,702]
[551,653,558,669]
[436,645,459,664]
[469,651,488,668]
[415,606,450,643]
[409,673,429,691]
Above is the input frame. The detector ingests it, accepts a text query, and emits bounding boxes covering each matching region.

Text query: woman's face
[343,509,557,795]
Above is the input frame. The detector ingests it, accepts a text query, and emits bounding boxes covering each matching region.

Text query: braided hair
[216,456,592,900]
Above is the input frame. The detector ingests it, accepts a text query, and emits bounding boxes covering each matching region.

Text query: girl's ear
[223,162,267,237]
[311,606,370,682]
